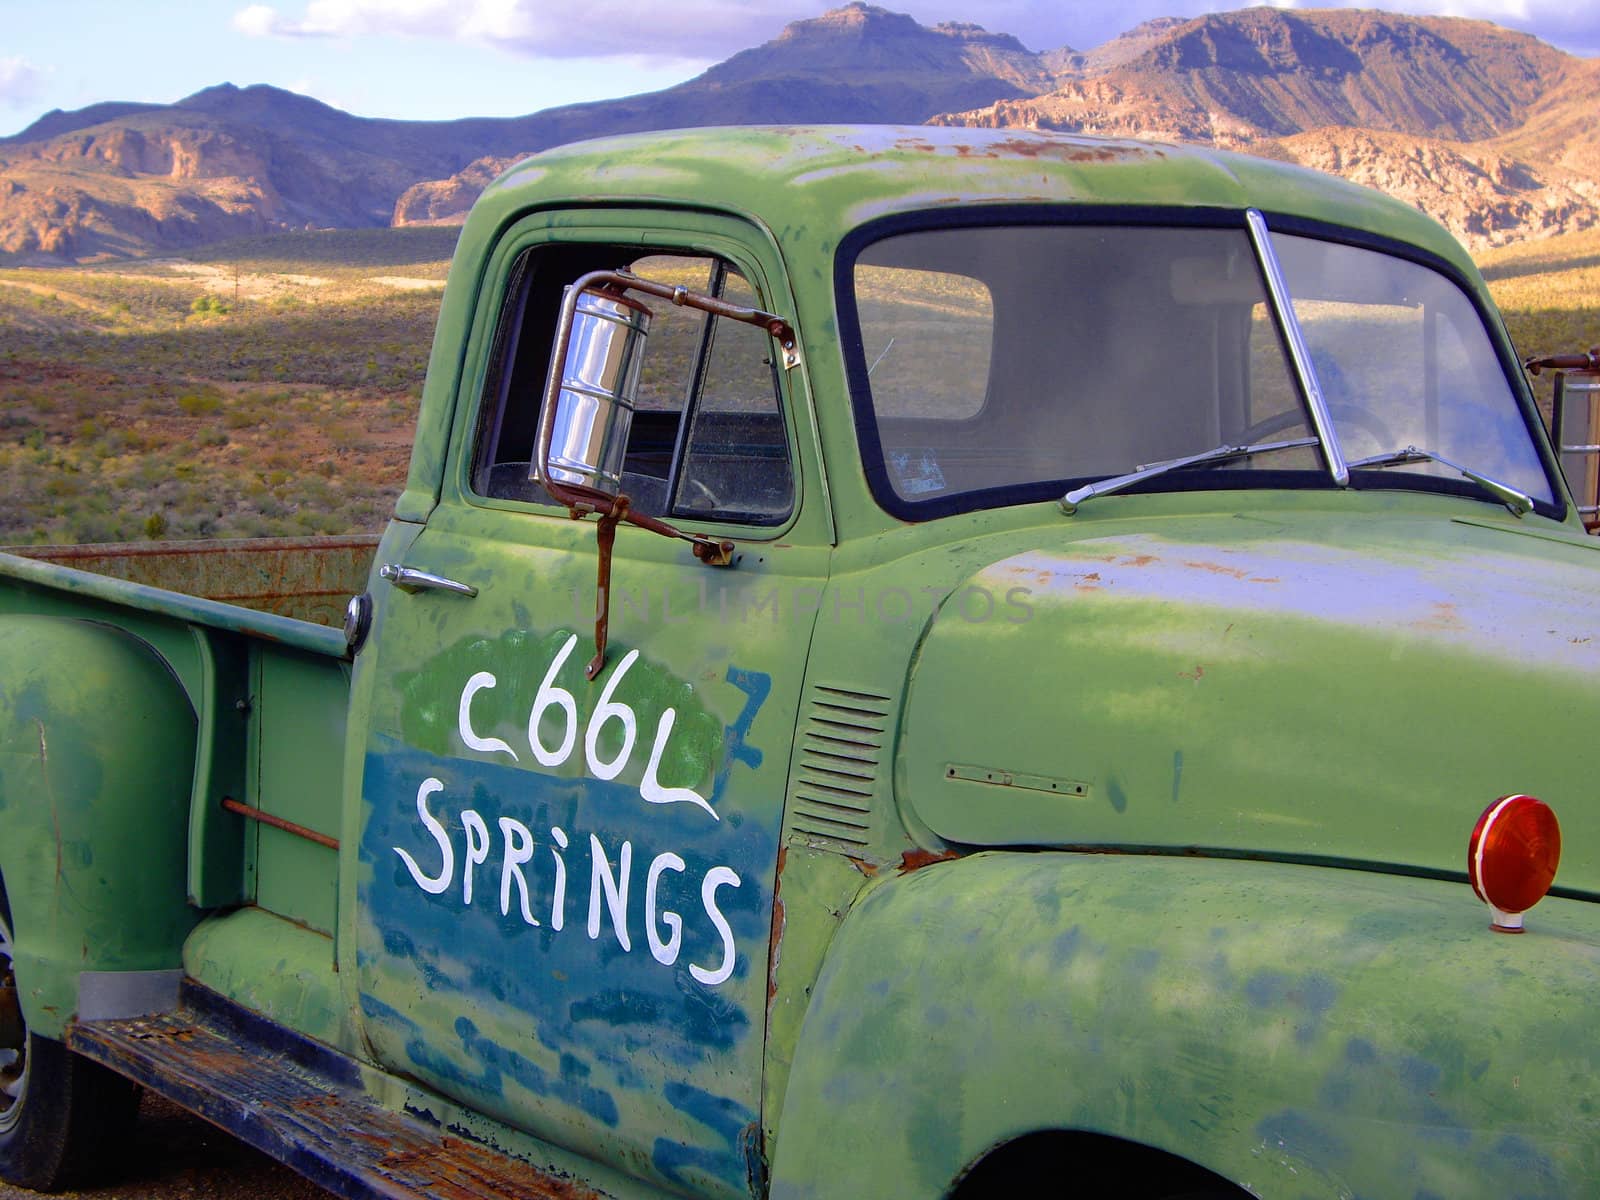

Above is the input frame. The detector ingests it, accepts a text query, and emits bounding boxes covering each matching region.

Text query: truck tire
[0,876,139,1191]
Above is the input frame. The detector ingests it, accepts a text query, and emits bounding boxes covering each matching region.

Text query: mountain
[0,84,553,259]
[3,4,1598,260]
[929,7,1600,248]
[0,4,1058,260]
[934,8,1568,141]
[1,101,164,144]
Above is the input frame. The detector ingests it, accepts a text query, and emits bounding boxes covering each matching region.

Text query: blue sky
[4,0,1597,138]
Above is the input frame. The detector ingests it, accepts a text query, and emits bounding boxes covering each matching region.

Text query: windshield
[844,220,1553,515]
[1269,232,1552,505]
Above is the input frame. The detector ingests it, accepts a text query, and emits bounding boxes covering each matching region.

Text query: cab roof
[471,124,1471,274]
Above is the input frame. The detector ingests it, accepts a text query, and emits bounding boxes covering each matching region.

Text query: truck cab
[2,126,1598,1200]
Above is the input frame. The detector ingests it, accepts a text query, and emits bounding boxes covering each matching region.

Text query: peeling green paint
[3,125,1599,1200]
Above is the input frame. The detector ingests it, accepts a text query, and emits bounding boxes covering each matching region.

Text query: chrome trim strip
[1246,209,1349,487]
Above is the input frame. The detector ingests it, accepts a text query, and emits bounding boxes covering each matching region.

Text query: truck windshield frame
[836,205,1564,522]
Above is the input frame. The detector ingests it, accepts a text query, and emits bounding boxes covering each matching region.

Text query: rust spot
[1178,664,1206,682]
[1183,560,1250,579]
[897,848,961,874]
[1249,576,1280,584]
[1414,601,1467,633]
[767,847,787,1008]
[846,855,880,878]
[1122,554,1158,567]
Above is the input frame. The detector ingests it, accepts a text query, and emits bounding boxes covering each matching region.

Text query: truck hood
[898,510,1600,895]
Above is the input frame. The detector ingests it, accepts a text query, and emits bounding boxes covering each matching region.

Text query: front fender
[0,617,199,1036]
[769,851,1600,1199]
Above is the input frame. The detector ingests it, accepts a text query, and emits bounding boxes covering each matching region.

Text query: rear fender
[768,851,1600,1199]
[0,617,200,1036]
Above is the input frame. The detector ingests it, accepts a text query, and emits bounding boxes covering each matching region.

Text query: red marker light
[1467,794,1561,933]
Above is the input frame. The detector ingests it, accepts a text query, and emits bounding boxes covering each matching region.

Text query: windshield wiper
[1059,437,1319,515]
[1348,446,1534,516]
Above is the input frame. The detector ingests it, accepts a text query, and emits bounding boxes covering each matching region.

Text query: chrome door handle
[379,563,478,597]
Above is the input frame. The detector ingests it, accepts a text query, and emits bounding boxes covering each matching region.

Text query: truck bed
[5,534,379,627]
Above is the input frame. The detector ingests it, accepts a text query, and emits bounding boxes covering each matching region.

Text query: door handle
[379,563,479,597]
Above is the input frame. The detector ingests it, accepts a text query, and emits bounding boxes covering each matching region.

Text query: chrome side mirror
[545,286,652,498]
[535,268,801,678]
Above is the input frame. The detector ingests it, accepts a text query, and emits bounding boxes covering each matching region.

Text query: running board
[67,980,601,1200]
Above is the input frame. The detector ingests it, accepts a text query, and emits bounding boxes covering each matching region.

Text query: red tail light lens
[1468,794,1561,931]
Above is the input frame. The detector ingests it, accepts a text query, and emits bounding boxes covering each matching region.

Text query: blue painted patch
[1050,925,1082,966]
[651,1081,757,1189]
[1106,775,1128,813]
[455,1016,620,1126]
[665,1081,754,1145]
[354,662,777,1197]
[1256,1109,1350,1163]
[1243,968,1339,1043]
[1489,1132,1558,1190]
[1244,970,1288,1007]
[712,667,769,802]
[1399,1053,1442,1094]
[655,1138,739,1190]
[1345,1037,1378,1065]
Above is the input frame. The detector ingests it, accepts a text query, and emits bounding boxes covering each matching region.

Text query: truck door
[347,212,829,1198]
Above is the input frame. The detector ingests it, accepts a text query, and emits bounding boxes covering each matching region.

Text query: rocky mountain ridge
[3,3,1597,260]
[930,8,1600,248]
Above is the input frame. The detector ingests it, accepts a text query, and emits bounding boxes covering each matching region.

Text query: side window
[675,267,794,521]
[471,247,793,526]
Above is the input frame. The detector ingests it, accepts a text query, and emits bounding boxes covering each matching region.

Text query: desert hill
[0,4,1056,259]
[3,3,1597,260]
[930,7,1600,247]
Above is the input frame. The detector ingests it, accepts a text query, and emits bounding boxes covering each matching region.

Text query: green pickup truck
[2,126,1597,1200]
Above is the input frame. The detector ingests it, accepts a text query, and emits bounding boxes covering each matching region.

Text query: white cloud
[232,0,809,57]
[232,5,283,36]
[0,56,44,108]
[229,0,1600,62]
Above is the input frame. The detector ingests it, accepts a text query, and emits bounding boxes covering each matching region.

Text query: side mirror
[545,285,652,499]
[535,268,801,677]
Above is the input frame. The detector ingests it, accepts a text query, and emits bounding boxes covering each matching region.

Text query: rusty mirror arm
[1523,346,1600,376]
[535,269,800,679]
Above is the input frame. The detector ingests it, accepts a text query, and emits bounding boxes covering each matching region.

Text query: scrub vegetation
[0,224,1594,546]
[0,227,456,545]
[1481,226,1600,424]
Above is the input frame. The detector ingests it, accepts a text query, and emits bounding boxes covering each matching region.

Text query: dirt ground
[0,1094,334,1200]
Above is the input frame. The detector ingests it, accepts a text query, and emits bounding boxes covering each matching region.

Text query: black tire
[0,876,140,1191]
[951,1131,1251,1200]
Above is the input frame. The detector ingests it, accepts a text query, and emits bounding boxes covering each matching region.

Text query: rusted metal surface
[68,988,601,1200]
[1524,346,1600,374]
[895,848,961,874]
[220,797,340,852]
[585,494,625,679]
[767,846,788,1009]
[7,536,380,627]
